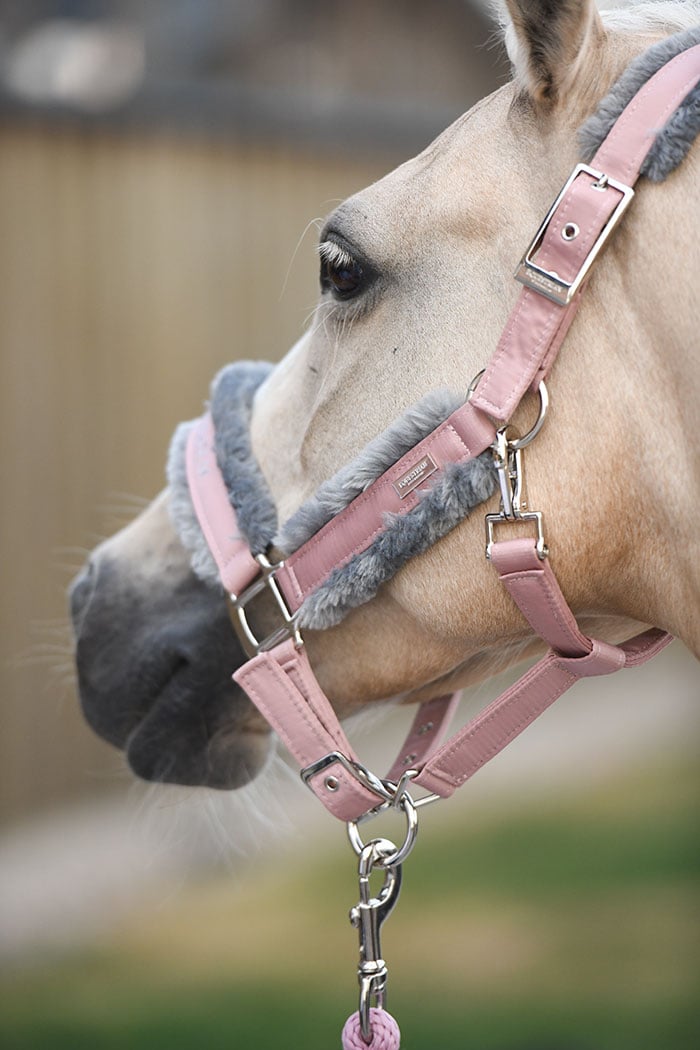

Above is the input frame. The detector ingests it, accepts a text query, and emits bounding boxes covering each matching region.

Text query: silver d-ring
[506,380,549,450]
[347,791,419,867]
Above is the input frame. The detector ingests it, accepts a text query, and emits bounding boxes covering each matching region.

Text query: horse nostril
[69,559,97,624]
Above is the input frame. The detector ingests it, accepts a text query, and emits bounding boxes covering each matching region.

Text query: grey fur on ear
[578,25,700,181]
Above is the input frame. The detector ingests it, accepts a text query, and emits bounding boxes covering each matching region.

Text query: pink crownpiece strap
[470,42,700,422]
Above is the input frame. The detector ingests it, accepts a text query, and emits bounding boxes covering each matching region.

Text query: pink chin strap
[184,43,700,827]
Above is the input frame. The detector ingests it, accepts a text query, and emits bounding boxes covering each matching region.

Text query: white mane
[599,1,700,32]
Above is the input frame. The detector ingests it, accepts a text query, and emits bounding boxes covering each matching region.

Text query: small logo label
[393,453,438,499]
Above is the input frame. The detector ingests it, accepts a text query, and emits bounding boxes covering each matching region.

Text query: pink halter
[185,43,699,825]
[181,42,700,1049]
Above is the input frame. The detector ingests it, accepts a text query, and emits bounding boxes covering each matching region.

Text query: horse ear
[501,0,605,104]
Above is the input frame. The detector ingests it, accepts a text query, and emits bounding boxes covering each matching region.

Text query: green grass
[1,760,698,1050]
[1,977,698,1050]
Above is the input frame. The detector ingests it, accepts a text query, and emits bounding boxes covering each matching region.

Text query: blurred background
[0,2,697,1048]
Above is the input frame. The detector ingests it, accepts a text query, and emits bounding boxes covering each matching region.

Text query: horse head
[71,0,700,793]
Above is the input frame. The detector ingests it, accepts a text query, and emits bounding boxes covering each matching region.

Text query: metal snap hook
[349,839,403,1044]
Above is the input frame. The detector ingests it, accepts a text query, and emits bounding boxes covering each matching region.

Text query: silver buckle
[230,552,303,658]
[486,509,548,561]
[514,163,634,306]
[300,752,394,803]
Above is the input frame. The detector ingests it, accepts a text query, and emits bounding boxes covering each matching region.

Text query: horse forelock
[598,1,700,34]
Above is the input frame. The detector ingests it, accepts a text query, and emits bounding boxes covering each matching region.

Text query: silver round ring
[506,380,549,450]
[347,791,419,867]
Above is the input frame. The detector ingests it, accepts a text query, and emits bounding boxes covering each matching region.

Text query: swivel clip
[485,428,548,561]
[491,427,526,521]
[484,381,549,562]
[349,838,403,1043]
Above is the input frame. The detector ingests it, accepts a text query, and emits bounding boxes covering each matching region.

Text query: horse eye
[319,243,364,299]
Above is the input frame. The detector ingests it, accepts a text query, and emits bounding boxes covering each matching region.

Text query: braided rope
[341,1009,400,1050]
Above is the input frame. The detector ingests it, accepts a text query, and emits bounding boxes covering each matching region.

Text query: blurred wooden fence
[0,121,392,823]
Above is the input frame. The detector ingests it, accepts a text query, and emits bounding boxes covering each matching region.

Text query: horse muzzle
[69,492,271,789]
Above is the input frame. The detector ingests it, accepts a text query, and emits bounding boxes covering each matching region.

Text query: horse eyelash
[318,240,356,270]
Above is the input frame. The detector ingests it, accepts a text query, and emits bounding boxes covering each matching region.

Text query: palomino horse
[71,0,699,801]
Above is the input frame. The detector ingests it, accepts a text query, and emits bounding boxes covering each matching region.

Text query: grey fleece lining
[211,361,277,556]
[276,388,465,553]
[296,456,496,629]
[166,362,496,624]
[578,25,700,180]
[167,28,700,627]
[275,386,498,629]
[166,362,277,591]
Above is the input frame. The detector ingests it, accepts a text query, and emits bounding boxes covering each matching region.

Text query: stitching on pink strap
[443,678,576,788]
[426,654,576,786]
[235,662,319,768]
[186,417,257,593]
[237,653,353,770]
[541,175,613,277]
[556,639,625,677]
[286,423,470,599]
[598,64,700,182]
[503,570,591,657]
[187,422,232,575]
[475,171,623,419]
[621,628,672,666]
[475,291,565,418]
[286,658,349,752]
